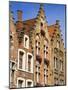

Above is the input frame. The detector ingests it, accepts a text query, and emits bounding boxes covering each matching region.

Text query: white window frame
[10,60,16,70]
[24,35,29,49]
[26,52,33,73]
[17,77,25,88]
[26,79,33,87]
[10,60,16,82]
[18,49,26,71]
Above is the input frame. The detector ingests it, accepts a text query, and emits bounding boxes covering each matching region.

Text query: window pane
[18,80,23,88]
[27,82,32,87]
[19,51,23,69]
[28,55,32,71]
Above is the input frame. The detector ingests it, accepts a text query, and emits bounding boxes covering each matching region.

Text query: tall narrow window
[36,61,40,83]
[44,64,48,85]
[54,57,56,69]
[28,55,32,72]
[10,61,16,86]
[60,60,63,71]
[54,57,58,69]
[10,70,14,86]
[44,40,48,59]
[27,53,33,73]
[24,35,29,49]
[36,35,40,55]
[18,80,23,88]
[36,73,40,83]
[27,82,32,87]
[19,51,23,69]
[10,61,16,70]
[57,41,60,48]
[18,49,25,70]
[44,45,47,58]
[10,34,14,49]
[36,41,39,55]
[25,37,27,47]
[41,22,43,27]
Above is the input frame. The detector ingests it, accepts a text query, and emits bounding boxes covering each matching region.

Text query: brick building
[9,4,66,88]
[48,20,66,85]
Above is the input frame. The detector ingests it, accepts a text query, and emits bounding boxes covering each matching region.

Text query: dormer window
[24,35,29,49]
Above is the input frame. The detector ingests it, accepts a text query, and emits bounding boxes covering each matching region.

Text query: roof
[48,24,57,37]
[23,18,36,34]
[23,18,36,26]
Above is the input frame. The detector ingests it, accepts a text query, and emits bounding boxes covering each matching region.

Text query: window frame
[26,79,33,87]
[18,49,26,71]
[26,52,33,73]
[24,35,29,49]
[17,77,25,88]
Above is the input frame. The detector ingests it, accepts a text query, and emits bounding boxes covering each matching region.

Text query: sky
[9,1,66,47]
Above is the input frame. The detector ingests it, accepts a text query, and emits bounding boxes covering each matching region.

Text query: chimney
[16,10,23,30]
[17,10,23,21]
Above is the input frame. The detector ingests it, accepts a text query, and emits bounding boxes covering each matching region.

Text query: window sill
[17,68,25,72]
[17,68,33,73]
